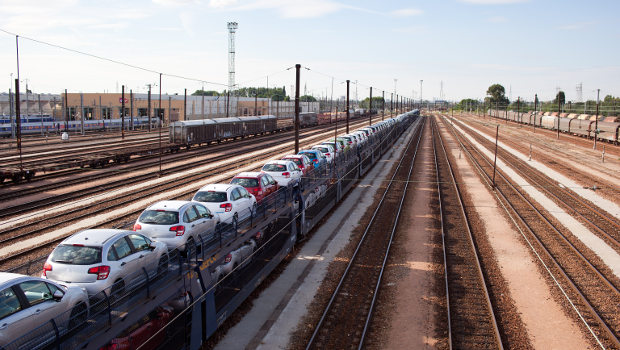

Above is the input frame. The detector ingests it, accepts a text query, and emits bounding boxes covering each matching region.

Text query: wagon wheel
[11,172,22,184]
[24,171,35,182]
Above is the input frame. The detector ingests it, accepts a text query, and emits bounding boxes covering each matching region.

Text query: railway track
[0,122,372,271]
[452,116,620,248]
[305,117,423,350]
[442,115,620,349]
[431,117,503,349]
[0,118,373,208]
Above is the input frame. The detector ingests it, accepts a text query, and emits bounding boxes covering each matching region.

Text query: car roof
[264,160,292,165]
[62,229,133,246]
[147,200,191,211]
[234,171,262,178]
[0,272,34,285]
[197,183,236,192]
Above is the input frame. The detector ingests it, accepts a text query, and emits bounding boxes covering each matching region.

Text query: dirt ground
[368,114,594,349]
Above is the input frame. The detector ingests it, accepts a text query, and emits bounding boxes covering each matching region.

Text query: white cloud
[391,8,423,17]
[488,16,507,23]
[238,0,344,18]
[556,22,595,31]
[209,0,238,8]
[459,0,528,4]
[152,0,199,6]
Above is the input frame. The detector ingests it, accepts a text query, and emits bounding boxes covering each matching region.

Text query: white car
[43,229,169,297]
[134,200,219,251]
[193,184,257,229]
[0,273,89,348]
[211,240,256,283]
[311,144,334,164]
[261,160,303,187]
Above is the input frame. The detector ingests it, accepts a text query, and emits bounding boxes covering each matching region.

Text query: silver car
[0,273,89,348]
[43,229,168,297]
[134,200,220,251]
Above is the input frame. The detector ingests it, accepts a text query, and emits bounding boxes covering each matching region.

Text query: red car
[230,171,278,202]
[281,154,314,176]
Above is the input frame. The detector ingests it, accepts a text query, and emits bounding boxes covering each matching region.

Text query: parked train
[170,115,278,146]
[2,110,420,350]
[487,109,619,143]
[0,116,158,137]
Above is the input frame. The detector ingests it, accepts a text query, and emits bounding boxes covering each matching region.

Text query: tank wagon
[170,115,277,147]
[487,109,619,144]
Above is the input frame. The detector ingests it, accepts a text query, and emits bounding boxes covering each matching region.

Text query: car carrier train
[1,110,420,350]
[486,109,620,144]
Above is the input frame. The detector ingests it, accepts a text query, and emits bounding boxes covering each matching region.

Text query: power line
[0,28,227,86]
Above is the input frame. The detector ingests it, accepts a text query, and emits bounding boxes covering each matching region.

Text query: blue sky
[1,0,618,102]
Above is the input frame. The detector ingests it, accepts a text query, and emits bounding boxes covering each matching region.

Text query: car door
[109,237,142,287]
[127,234,157,276]
[238,187,253,217]
[16,280,64,333]
[0,286,30,344]
[182,205,202,243]
[193,204,216,242]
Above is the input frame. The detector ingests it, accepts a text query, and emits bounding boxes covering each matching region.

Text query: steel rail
[441,115,620,349]
[432,117,503,349]
[306,117,424,350]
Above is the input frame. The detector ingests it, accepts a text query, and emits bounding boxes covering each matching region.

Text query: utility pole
[382,90,385,121]
[294,64,301,153]
[121,85,125,140]
[369,87,373,126]
[346,80,350,134]
[594,88,600,149]
[158,73,162,176]
[147,84,152,131]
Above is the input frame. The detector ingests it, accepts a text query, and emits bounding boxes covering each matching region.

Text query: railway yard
[0,110,618,349]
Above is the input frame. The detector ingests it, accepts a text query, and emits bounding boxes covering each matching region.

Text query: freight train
[2,110,420,350]
[487,109,619,143]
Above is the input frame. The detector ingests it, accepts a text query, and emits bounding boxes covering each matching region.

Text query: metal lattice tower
[576,82,583,103]
[227,22,238,93]
[440,81,444,100]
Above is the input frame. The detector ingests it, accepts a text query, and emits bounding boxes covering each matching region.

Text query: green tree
[300,95,317,102]
[485,84,509,105]
[192,90,219,96]
[360,96,385,109]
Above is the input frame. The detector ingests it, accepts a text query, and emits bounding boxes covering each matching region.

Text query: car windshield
[263,164,286,172]
[300,152,317,161]
[231,178,259,187]
[194,191,228,202]
[286,158,302,167]
[138,210,179,225]
[315,147,329,153]
[51,245,102,265]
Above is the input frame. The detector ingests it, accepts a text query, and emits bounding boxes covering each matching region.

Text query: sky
[1,0,618,103]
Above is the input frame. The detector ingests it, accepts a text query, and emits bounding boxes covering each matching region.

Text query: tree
[554,91,566,105]
[300,95,317,102]
[458,98,478,109]
[486,84,509,105]
[360,96,385,109]
[192,90,219,96]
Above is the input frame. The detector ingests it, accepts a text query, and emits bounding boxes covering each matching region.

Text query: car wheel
[110,280,125,305]
[68,302,88,330]
[157,255,169,277]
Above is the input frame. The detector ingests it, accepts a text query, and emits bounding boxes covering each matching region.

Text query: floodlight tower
[227,21,238,114]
